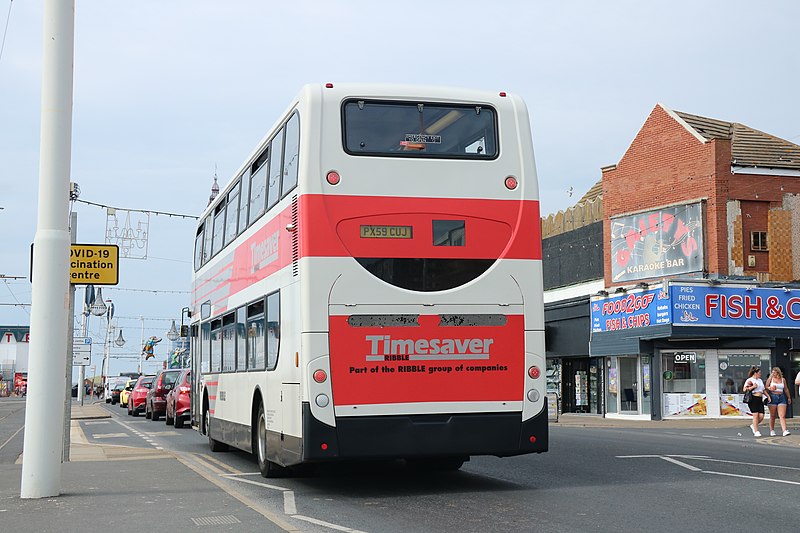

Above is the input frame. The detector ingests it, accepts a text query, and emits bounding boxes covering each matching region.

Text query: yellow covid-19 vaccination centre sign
[69,244,119,285]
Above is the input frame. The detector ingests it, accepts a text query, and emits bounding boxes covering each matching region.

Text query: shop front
[545,296,603,415]
[591,281,800,420]
[604,355,653,419]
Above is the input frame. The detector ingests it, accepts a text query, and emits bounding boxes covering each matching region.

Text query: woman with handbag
[766,367,791,437]
[743,366,770,437]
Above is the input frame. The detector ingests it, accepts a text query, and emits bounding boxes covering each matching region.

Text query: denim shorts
[769,393,787,406]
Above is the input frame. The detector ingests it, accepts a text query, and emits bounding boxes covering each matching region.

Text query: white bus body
[191,84,547,476]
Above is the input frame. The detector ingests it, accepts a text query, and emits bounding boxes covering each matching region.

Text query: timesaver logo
[364,334,494,361]
[250,230,280,273]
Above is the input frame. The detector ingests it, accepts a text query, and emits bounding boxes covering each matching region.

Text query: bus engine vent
[347,315,420,327]
[291,194,299,277]
[438,314,507,327]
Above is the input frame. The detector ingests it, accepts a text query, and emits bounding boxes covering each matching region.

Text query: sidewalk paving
[0,400,288,532]
[552,412,800,446]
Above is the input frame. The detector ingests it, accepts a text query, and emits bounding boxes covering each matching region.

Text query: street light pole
[21,0,75,499]
[138,316,144,374]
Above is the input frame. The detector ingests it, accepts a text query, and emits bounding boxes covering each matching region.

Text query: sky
[1,1,799,376]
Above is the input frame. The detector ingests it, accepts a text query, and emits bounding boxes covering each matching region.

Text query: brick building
[545,104,800,420]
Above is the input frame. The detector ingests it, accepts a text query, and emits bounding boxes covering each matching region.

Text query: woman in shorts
[766,367,792,437]
[743,366,769,437]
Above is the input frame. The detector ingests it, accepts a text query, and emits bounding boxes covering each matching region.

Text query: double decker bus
[190,83,547,477]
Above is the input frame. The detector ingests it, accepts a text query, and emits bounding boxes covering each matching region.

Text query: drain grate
[191,515,242,526]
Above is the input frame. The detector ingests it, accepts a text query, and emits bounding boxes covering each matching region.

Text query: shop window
[718,353,771,417]
[750,231,768,251]
[662,351,706,417]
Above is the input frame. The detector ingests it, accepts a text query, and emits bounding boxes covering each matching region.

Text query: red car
[165,369,191,428]
[146,369,182,422]
[127,375,154,417]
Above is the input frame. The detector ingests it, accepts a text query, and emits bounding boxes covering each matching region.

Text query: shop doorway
[618,357,638,413]
[562,359,590,413]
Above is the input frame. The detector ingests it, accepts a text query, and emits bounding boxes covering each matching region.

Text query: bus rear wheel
[205,408,228,452]
[255,403,285,478]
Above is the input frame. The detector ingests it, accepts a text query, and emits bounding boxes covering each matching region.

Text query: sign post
[72,337,91,366]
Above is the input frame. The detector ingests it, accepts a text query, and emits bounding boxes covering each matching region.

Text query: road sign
[72,337,92,366]
[69,244,119,285]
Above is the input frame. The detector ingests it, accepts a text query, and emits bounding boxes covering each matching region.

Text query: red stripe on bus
[302,195,542,260]
[208,395,217,400]
[194,195,541,308]
[209,409,215,414]
[205,381,218,386]
[194,260,234,296]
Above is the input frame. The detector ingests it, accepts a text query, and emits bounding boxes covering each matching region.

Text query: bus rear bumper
[302,403,548,462]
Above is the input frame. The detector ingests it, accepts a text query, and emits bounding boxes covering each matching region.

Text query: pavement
[0,400,289,532]
[553,412,800,446]
[1,402,798,532]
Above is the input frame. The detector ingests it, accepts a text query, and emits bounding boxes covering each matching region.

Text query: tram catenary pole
[21,0,75,499]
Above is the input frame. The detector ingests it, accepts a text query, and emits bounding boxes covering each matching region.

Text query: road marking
[220,474,290,491]
[660,456,701,472]
[0,424,24,452]
[618,454,800,485]
[704,471,800,486]
[681,457,800,471]
[292,514,367,533]
[199,452,242,474]
[85,421,110,425]
[284,490,297,515]
[92,433,129,439]
[174,453,300,532]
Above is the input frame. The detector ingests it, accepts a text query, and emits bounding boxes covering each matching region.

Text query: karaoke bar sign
[671,284,800,328]
[591,288,671,333]
[610,203,704,283]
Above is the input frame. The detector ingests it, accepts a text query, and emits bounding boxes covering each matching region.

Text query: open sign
[674,352,697,363]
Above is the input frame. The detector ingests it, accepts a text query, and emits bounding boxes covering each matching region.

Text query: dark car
[110,381,126,405]
[127,375,155,417]
[165,369,191,428]
[145,369,182,421]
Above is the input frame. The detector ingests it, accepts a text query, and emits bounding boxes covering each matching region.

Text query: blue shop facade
[590,281,800,419]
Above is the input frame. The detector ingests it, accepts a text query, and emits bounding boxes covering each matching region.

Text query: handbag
[743,390,753,403]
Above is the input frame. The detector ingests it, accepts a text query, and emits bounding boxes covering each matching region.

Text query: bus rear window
[343,100,497,159]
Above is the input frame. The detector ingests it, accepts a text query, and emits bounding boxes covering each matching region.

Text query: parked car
[120,378,137,408]
[127,375,155,417]
[110,380,127,405]
[145,369,182,421]
[104,376,121,403]
[165,369,191,428]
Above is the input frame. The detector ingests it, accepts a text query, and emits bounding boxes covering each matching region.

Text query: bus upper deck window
[343,100,497,159]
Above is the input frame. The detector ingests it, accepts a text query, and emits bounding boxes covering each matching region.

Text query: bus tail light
[321,443,329,450]
[326,171,341,185]
[528,366,541,379]
[527,389,540,402]
[529,435,537,444]
[505,176,518,190]
[313,369,327,383]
